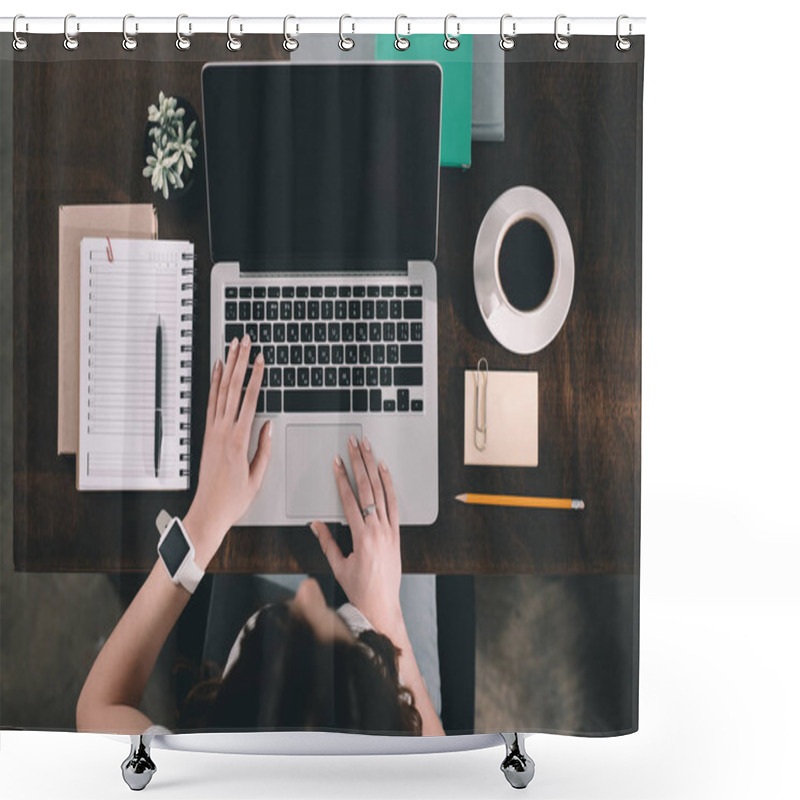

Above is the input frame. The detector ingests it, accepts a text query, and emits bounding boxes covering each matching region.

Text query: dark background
[11,34,642,578]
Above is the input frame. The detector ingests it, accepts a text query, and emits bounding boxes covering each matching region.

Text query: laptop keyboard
[223,282,426,414]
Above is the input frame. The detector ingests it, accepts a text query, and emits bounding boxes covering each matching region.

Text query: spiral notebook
[77,238,195,490]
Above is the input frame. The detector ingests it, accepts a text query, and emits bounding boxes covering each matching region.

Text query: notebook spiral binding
[179,260,195,477]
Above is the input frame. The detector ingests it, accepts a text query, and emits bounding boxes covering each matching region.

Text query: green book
[375,34,473,169]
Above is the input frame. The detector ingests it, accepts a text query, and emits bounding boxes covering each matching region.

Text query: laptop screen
[202,62,442,271]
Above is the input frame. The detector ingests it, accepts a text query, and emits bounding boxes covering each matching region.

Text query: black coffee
[498,218,555,312]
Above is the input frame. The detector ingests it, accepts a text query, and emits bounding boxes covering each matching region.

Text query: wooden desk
[12,34,642,575]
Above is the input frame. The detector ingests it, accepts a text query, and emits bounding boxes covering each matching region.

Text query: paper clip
[474,357,489,451]
[105,236,114,262]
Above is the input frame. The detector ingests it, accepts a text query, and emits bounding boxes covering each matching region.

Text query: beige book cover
[464,369,538,467]
[58,204,158,455]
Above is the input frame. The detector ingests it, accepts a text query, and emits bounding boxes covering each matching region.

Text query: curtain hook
[13,15,29,51]
[616,15,632,51]
[444,14,460,51]
[227,15,242,51]
[339,14,355,51]
[176,14,191,50]
[394,14,410,51]
[554,14,570,51]
[283,15,299,51]
[122,14,138,51]
[63,14,79,51]
[499,14,516,51]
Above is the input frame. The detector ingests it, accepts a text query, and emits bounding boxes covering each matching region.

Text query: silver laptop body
[203,62,441,526]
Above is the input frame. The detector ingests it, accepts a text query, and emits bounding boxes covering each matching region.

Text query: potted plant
[143,92,201,200]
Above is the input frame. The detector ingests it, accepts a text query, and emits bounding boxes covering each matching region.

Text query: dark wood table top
[12,34,642,575]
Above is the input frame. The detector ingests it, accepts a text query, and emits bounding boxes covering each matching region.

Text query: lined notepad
[78,238,195,490]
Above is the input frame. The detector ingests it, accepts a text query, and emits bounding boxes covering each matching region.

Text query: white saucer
[473,186,575,355]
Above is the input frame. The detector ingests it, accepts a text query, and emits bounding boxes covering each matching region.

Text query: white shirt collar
[221,602,375,680]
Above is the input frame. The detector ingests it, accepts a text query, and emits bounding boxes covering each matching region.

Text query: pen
[154,315,163,478]
[455,493,585,510]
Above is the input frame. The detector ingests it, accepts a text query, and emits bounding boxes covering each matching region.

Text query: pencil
[455,493,585,510]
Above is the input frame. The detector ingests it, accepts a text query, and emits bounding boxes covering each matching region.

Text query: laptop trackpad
[285,424,362,519]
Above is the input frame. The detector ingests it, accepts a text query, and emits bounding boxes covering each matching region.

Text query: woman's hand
[310,436,404,639]
[184,335,272,568]
[310,438,445,736]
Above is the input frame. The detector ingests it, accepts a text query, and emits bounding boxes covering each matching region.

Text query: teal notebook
[375,34,473,169]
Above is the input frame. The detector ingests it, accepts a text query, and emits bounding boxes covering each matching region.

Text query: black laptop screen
[202,63,442,270]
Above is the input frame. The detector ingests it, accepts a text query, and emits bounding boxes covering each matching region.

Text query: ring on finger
[361,504,377,519]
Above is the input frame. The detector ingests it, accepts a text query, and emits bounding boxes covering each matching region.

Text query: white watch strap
[178,556,205,595]
[156,510,172,535]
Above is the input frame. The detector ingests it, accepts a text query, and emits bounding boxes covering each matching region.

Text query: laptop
[202,62,442,526]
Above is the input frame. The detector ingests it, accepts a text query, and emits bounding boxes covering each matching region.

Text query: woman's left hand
[184,335,272,567]
[310,436,404,639]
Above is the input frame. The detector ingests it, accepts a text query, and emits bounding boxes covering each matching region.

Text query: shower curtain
[0,25,643,744]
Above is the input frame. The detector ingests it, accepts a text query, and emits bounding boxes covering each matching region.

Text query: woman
[76,334,444,736]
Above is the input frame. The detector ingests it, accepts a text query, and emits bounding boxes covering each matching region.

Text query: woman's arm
[75,539,208,733]
[382,612,446,737]
[310,437,445,736]
[76,335,270,734]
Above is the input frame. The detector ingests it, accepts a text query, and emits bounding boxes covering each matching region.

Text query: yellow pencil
[455,493,585,510]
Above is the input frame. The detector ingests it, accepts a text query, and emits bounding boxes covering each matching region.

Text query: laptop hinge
[238,262,410,276]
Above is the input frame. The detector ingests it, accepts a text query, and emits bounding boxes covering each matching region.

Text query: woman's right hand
[310,436,405,639]
[184,335,272,568]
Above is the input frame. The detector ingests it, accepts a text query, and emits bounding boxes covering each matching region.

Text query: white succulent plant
[143,92,199,199]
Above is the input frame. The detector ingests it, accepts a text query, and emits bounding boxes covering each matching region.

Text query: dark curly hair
[173,602,422,735]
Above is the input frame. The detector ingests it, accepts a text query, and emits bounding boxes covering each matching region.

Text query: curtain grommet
[227,15,242,51]
[500,14,516,51]
[122,14,138,51]
[444,14,460,51]
[554,14,570,51]
[394,15,410,51]
[13,15,29,51]
[176,14,191,50]
[63,14,79,51]
[338,14,355,51]
[283,15,299,51]
[616,15,632,51]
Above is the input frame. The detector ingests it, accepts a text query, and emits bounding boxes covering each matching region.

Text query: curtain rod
[1,15,646,37]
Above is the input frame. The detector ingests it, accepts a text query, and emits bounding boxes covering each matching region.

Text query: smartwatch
[156,510,205,595]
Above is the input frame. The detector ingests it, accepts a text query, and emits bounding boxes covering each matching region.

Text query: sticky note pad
[376,34,473,168]
[464,370,538,467]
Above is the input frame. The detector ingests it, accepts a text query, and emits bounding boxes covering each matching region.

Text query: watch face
[158,523,190,578]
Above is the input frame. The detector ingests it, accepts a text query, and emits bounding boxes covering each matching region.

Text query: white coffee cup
[473,186,575,355]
